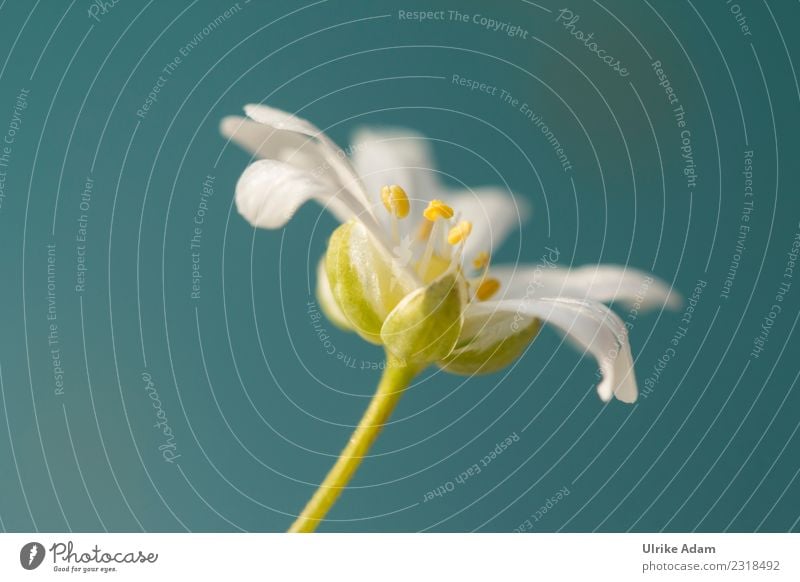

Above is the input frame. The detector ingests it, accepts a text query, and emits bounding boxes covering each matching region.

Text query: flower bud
[325,220,414,344]
[380,273,465,363]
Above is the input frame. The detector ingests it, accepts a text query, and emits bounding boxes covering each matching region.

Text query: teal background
[0,0,798,532]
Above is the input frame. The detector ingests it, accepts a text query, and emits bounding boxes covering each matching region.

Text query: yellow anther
[472,251,490,270]
[447,221,472,245]
[475,278,501,301]
[380,185,410,218]
[423,199,454,221]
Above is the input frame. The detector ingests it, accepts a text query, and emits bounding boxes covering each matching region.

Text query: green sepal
[438,311,541,375]
[315,258,352,331]
[380,272,465,363]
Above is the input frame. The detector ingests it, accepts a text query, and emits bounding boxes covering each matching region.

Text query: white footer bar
[1,533,796,580]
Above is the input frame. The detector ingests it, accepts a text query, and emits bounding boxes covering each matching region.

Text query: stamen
[381,185,409,245]
[380,185,410,218]
[418,200,454,279]
[417,219,433,241]
[472,251,490,271]
[442,211,459,261]
[418,221,441,278]
[475,278,501,301]
[423,200,454,221]
[447,221,472,245]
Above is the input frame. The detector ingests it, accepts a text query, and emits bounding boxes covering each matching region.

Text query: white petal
[316,259,351,330]
[348,128,530,260]
[443,187,530,266]
[491,264,682,311]
[349,127,446,240]
[221,115,329,175]
[243,105,368,205]
[235,159,354,228]
[224,104,375,218]
[472,297,638,403]
[351,128,440,199]
[244,103,324,137]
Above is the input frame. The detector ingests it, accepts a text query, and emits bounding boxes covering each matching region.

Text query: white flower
[221,104,681,404]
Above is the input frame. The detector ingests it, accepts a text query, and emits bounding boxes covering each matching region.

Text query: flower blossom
[221,104,681,403]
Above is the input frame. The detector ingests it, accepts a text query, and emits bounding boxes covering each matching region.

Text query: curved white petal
[221,115,329,175]
[491,264,682,311]
[244,103,325,137]
[443,187,530,266]
[350,128,442,235]
[223,104,375,218]
[235,159,355,228]
[244,105,370,209]
[470,297,638,403]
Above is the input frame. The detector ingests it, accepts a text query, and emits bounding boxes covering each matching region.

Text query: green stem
[288,354,420,533]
